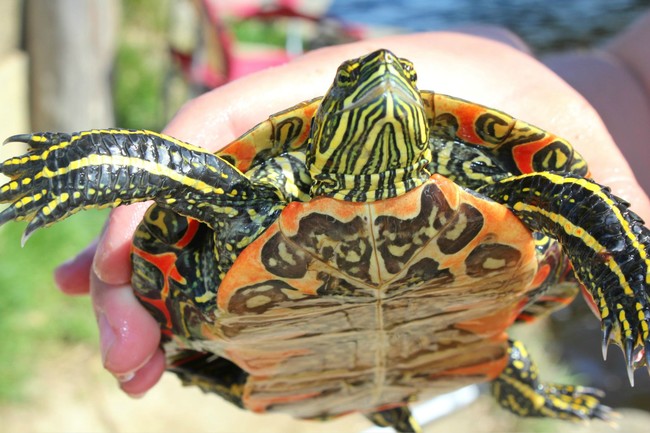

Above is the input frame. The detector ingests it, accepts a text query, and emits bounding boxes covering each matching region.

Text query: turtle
[1,49,649,432]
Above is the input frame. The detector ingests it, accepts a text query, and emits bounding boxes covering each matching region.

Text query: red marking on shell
[511,137,554,174]
[303,102,318,118]
[225,139,258,172]
[295,104,317,144]
[454,105,487,144]
[132,246,186,335]
[175,218,200,249]
[142,297,173,338]
[432,94,513,148]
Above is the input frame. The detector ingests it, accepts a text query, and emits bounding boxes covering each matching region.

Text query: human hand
[54,30,650,397]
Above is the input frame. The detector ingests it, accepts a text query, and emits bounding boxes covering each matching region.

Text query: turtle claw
[593,403,615,423]
[20,222,39,248]
[601,321,612,361]
[626,363,635,387]
[3,133,33,145]
[575,385,606,399]
[3,132,72,148]
[599,316,650,386]
[622,338,636,387]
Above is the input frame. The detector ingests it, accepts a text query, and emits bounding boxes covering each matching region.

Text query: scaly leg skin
[0,131,284,242]
[492,340,612,421]
[479,172,650,383]
[365,405,421,433]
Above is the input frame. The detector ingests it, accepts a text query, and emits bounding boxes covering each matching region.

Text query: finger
[90,271,161,377]
[54,239,98,295]
[448,24,532,54]
[92,203,151,285]
[544,21,650,222]
[119,348,166,397]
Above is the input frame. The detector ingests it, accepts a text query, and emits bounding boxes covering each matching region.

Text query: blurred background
[0,0,649,432]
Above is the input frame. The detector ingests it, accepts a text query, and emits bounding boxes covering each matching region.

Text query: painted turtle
[1,49,649,432]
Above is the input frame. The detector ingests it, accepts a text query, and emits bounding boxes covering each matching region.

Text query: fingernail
[92,230,110,282]
[116,371,136,383]
[98,313,116,365]
[126,392,147,399]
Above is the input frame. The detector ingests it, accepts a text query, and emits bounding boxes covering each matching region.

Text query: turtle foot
[601,319,650,386]
[492,340,614,423]
[536,383,613,422]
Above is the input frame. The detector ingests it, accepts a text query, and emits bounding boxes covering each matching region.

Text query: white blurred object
[361,385,481,433]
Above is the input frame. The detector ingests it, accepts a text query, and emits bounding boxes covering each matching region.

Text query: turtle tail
[478,172,650,383]
[0,130,284,243]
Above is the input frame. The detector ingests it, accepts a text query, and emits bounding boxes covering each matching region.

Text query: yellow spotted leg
[492,340,612,421]
[479,172,650,384]
[0,130,285,244]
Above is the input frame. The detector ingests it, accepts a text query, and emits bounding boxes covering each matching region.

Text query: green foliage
[230,19,288,47]
[0,211,107,402]
[113,0,170,130]
[121,0,170,31]
[114,42,166,130]
[0,0,170,404]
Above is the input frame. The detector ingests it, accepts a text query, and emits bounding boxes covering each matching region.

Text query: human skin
[544,12,650,195]
[53,30,650,397]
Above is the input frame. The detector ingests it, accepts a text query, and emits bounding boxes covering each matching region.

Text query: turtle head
[308,49,431,201]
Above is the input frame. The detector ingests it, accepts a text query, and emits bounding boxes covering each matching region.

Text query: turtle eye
[399,58,418,84]
[335,63,358,87]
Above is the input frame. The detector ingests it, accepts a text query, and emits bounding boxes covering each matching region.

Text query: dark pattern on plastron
[375,183,453,274]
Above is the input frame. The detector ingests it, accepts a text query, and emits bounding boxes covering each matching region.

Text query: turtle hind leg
[365,406,421,433]
[167,349,248,408]
[492,339,612,422]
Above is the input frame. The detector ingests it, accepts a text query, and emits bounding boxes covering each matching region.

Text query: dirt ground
[2,344,650,433]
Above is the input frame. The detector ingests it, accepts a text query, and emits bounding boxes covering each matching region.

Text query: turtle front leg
[0,130,285,241]
[479,172,650,382]
[492,340,611,421]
